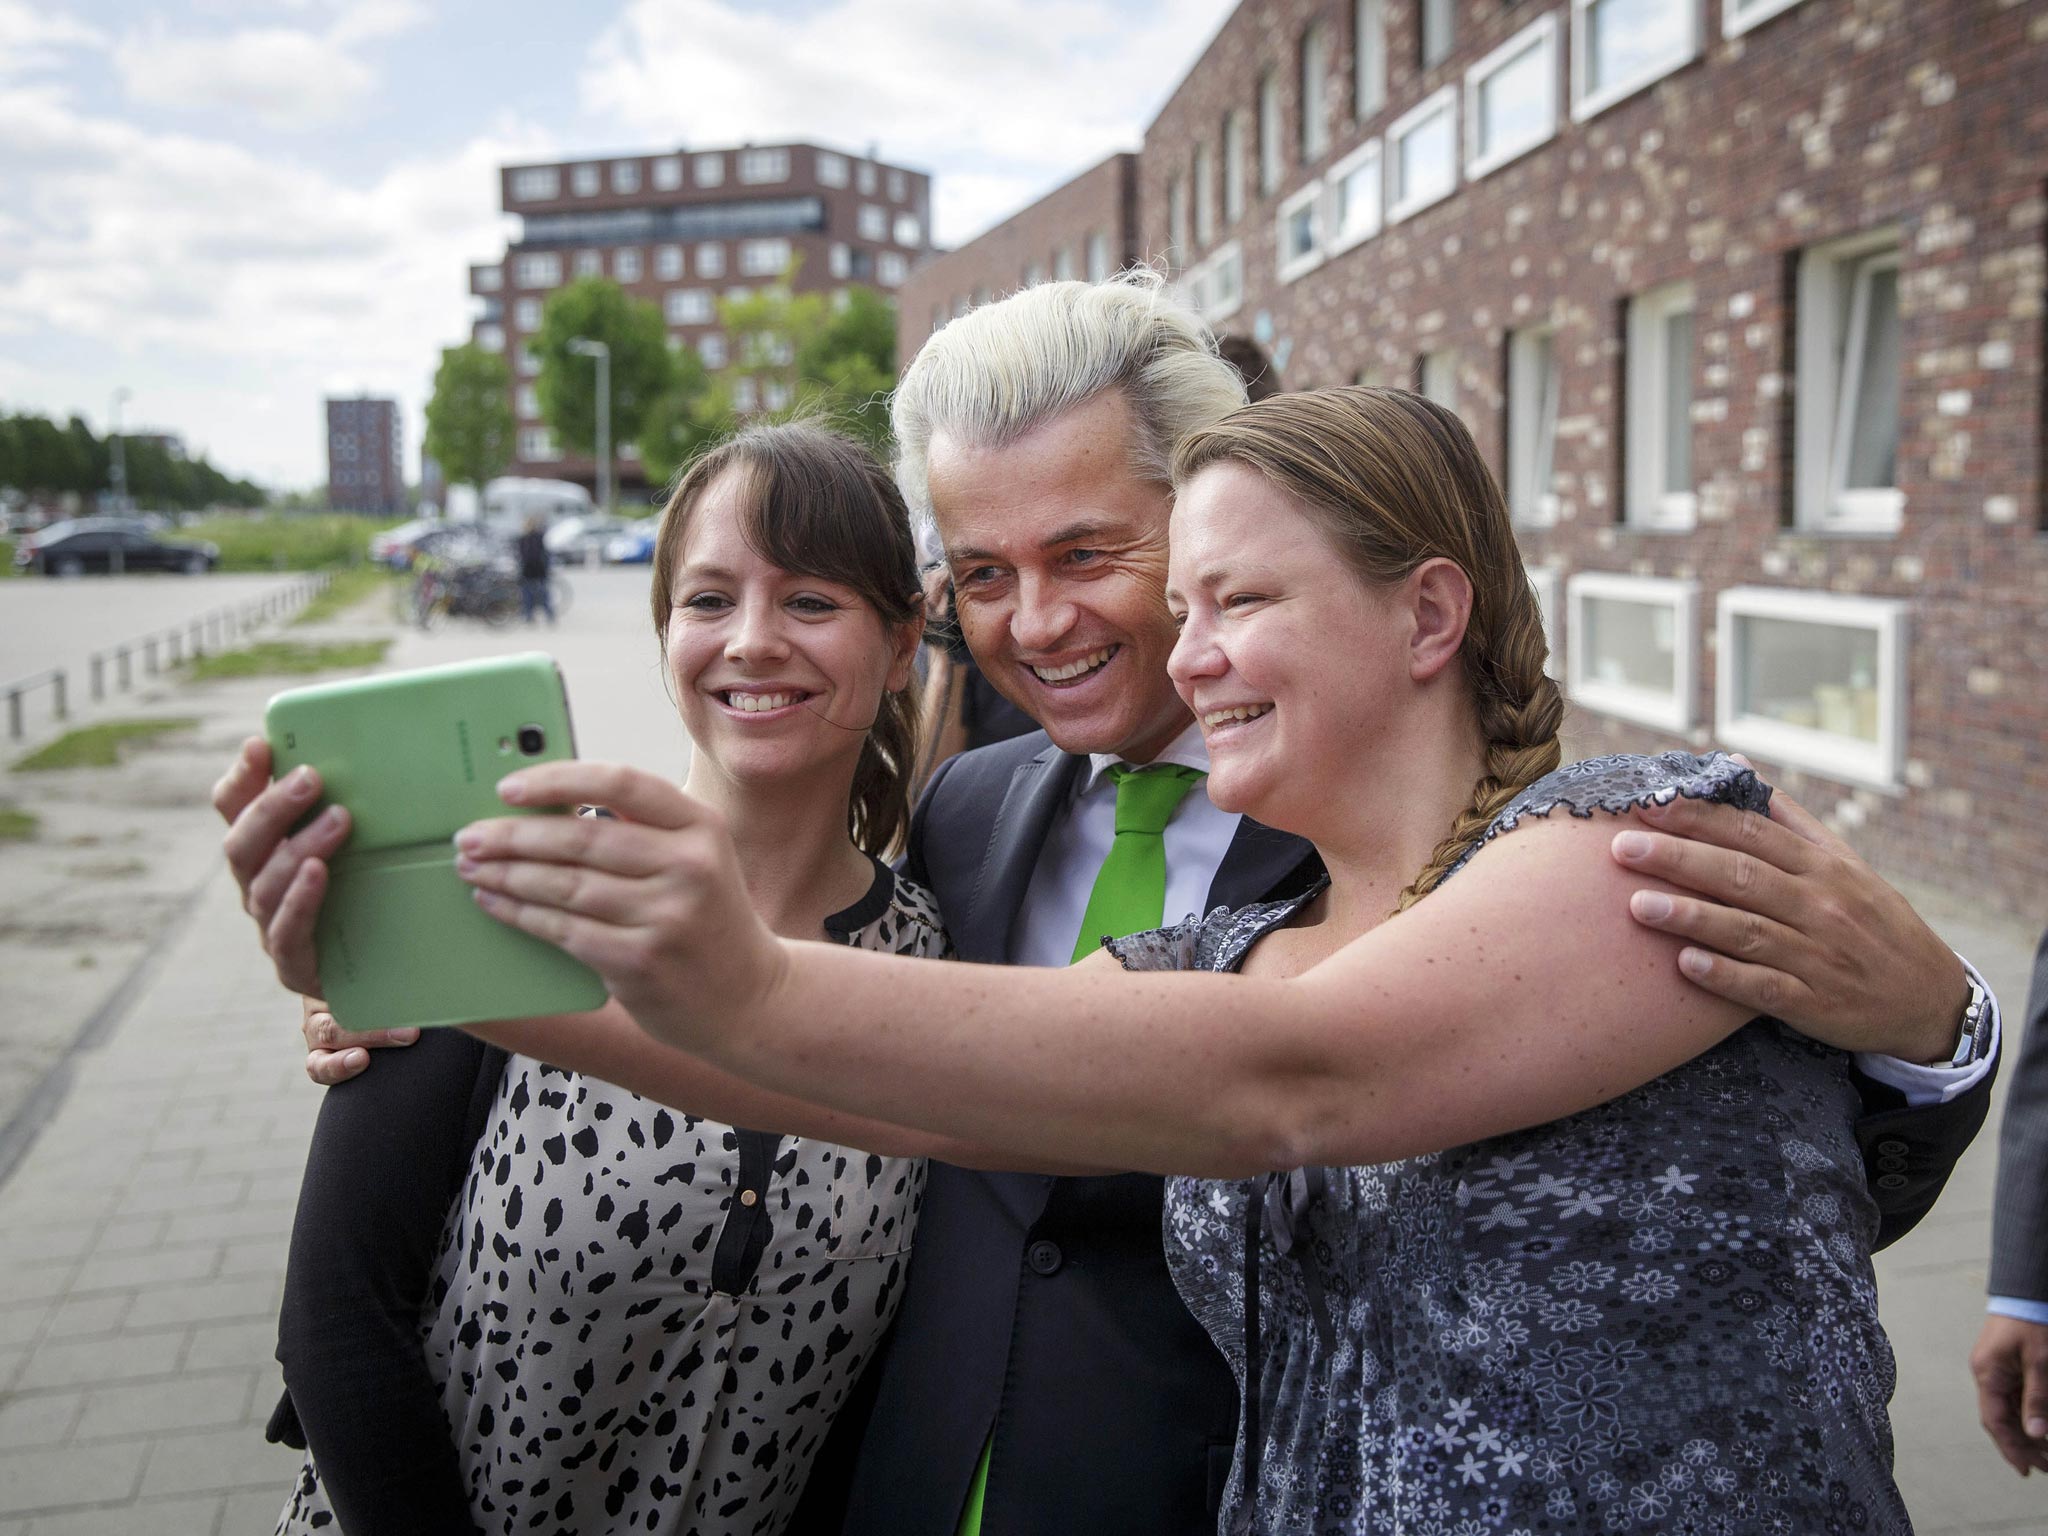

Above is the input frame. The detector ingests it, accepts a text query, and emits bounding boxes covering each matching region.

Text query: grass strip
[290,565,396,627]
[186,638,391,681]
[0,804,37,839]
[15,718,201,771]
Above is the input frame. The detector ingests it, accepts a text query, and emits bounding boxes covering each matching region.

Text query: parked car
[605,526,658,564]
[367,518,440,570]
[410,524,513,572]
[14,518,220,575]
[544,515,642,563]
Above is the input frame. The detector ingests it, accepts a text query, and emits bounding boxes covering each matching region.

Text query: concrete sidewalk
[0,571,2040,1531]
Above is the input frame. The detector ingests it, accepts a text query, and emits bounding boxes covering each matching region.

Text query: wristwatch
[1949,973,1992,1069]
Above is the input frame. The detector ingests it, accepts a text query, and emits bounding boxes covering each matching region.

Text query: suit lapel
[1206,815,1321,911]
[958,744,1087,965]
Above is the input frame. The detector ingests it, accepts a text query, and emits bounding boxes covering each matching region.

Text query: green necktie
[1069,763,1206,964]
[954,765,1206,1536]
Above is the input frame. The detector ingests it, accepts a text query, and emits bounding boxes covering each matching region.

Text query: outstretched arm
[455,762,1753,1177]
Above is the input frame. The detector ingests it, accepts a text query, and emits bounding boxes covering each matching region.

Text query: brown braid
[1172,386,1564,912]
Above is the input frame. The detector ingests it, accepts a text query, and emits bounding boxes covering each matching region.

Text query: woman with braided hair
[450,386,1908,1534]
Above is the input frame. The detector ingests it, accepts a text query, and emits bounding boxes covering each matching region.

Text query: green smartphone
[264,653,609,1032]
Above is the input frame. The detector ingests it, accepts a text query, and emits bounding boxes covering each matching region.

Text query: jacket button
[1876,1172,1910,1191]
[1876,1154,1908,1174]
[1876,1139,1910,1159]
[1027,1240,1063,1276]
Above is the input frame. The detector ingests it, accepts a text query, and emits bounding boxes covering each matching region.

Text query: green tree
[633,345,718,486]
[796,286,898,452]
[532,278,674,456]
[423,342,516,490]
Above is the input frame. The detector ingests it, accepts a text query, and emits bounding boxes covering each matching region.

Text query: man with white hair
[802,272,2001,1535]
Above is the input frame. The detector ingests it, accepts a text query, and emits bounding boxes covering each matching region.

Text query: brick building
[896,153,1142,371]
[325,396,404,516]
[470,142,932,493]
[906,0,2048,915]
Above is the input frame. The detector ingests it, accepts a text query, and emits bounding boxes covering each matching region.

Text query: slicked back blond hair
[1174,386,1564,912]
[891,269,1247,531]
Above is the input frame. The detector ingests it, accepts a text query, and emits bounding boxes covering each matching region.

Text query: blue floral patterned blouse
[1111,753,1907,1536]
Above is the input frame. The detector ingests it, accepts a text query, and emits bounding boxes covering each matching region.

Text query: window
[878,252,908,287]
[1626,281,1696,529]
[474,265,502,292]
[1276,182,1325,283]
[614,248,642,282]
[574,250,603,278]
[1193,143,1216,246]
[1222,111,1247,224]
[856,161,877,195]
[739,238,791,276]
[1387,86,1457,223]
[1182,241,1244,323]
[1087,231,1111,282]
[516,385,540,418]
[739,148,790,184]
[727,286,754,305]
[1324,139,1383,255]
[1053,246,1076,281]
[1355,0,1387,117]
[894,213,922,246]
[761,380,791,413]
[519,427,559,462]
[1168,175,1190,268]
[1724,0,1809,37]
[665,289,712,324]
[816,150,849,187]
[1258,70,1283,195]
[1527,566,1564,680]
[829,243,852,279]
[1418,348,1458,412]
[1796,230,1904,532]
[694,153,725,187]
[515,297,543,330]
[510,167,559,202]
[656,245,684,280]
[859,204,888,241]
[1507,327,1560,524]
[518,348,539,376]
[1571,0,1699,121]
[887,169,907,201]
[1465,13,1559,178]
[732,377,758,413]
[652,156,682,191]
[514,253,561,287]
[476,324,504,352]
[1300,22,1331,163]
[1566,573,1699,732]
[1716,586,1908,788]
[696,243,725,279]
[1420,0,1455,69]
[611,160,641,194]
[1022,262,1045,289]
[698,333,727,369]
[572,163,601,197]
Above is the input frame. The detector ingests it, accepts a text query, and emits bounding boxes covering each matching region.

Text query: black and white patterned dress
[277,860,948,1536]
[1112,753,1908,1536]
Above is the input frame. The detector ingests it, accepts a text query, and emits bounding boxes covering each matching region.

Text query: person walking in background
[1974,927,2048,1475]
[515,514,553,625]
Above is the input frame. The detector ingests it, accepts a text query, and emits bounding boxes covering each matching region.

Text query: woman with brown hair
[450,386,1910,1533]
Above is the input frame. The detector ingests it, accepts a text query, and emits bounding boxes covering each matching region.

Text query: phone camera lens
[516,725,547,756]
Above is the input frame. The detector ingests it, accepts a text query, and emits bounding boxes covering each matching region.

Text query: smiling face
[664,468,916,793]
[926,389,1190,763]
[1165,460,1418,832]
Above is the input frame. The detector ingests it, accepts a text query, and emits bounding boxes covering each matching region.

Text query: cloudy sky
[0,0,1234,490]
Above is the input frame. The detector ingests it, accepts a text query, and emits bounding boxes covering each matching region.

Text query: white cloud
[0,0,106,78]
[113,0,428,128]
[579,0,1235,246]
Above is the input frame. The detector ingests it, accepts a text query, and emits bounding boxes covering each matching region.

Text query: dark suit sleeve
[1850,973,2002,1250]
[264,1029,507,1536]
[897,747,963,892]
[1988,931,2048,1299]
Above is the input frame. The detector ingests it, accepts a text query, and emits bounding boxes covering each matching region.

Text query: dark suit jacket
[1988,929,2048,1301]
[802,731,1995,1534]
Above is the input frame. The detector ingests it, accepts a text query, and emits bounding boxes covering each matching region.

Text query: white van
[477,477,592,536]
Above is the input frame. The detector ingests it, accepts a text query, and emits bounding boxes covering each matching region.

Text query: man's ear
[1406,558,1473,683]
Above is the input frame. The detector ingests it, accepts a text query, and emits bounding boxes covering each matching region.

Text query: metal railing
[2,572,331,742]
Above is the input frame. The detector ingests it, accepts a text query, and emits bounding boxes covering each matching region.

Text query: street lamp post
[568,338,612,517]
[108,387,131,514]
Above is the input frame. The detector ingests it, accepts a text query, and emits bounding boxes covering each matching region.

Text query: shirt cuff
[1988,1296,2048,1325]
[1850,955,2002,1107]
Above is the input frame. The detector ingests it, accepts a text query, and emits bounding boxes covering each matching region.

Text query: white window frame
[1465,13,1560,180]
[516,384,540,419]
[1053,246,1076,281]
[887,169,907,202]
[1167,174,1190,268]
[739,238,791,277]
[475,324,504,353]
[518,348,539,376]
[509,167,559,202]
[1571,0,1700,122]
[694,154,725,187]
[651,156,682,191]
[614,248,642,283]
[1355,0,1387,119]
[1275,181,1326,284]
[698,334,727,369]
[574,250,603,279]
[1181,239,1245,325]
[1723,0,1808,37]
[1421,0,1455,70]
[738,148,790,184]
[1258,71,1284,195]
[513,253,561,288]
[1418,348,1458,413]
[655,245,683,280]
[1300,21,1331,163]
[1625,280,1697,530]
[571,163,601,197]
[1715,586,1908,789]
[514,297,542,330]
[829,243,852,280]
[1566,572,1699,732]
[611,160,641,195]
[1526,566,1564,681]
[815,150,849,187]
[1795,228,1905,534]
[696,243,725,278]
[856,161,877,195]
[1087,231,1111,283]
[894,213,922,247]
[1193,142,1216,247]
[1507,327,1561,526]
[665,289,712,325]
[474,264,502,292]
[1323,138,1383,256]
[1386,85,1459,225]
[858,204,888,241]
[518,427,559,463]
[1222,111,1247,224]
[878,252,909,287]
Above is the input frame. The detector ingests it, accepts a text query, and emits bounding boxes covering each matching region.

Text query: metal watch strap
[1950,974,1990,1068]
